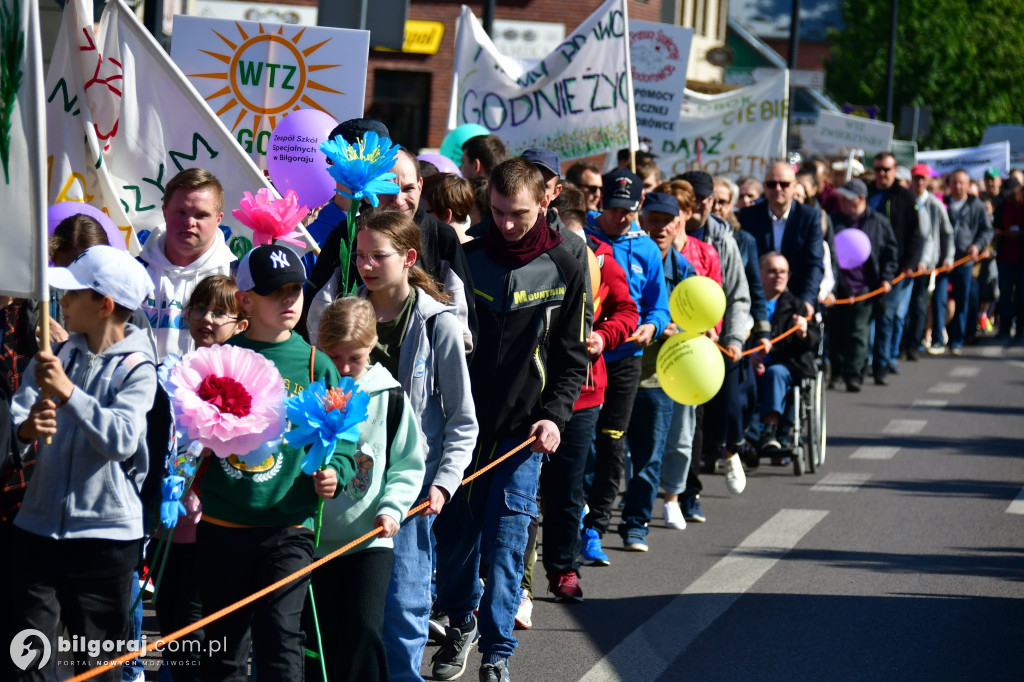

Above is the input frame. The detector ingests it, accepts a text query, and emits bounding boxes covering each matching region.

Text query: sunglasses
[580,185,602,193]
[765,181,791,189]
[874,166,895,173]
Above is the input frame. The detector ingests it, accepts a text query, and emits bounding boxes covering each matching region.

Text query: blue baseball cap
[641,192,680,216]
[521,148,561,178]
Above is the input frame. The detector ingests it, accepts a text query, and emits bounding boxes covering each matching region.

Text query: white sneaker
[514,588,533,630]
[724,454,746,495]
[713,458,726,474]
[663,500,687,530]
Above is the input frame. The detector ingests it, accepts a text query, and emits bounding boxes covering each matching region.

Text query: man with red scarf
[431,157,588,682]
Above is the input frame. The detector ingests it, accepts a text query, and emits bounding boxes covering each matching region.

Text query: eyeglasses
[187,305,240,325]
[765,181,791,189]
[765,268,789,276]
[580,185,602,194]
[355,251,400,266]
[712,198,731,207]
[873,166,895,173]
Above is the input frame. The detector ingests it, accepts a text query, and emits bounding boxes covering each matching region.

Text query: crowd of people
[0,115,1017,682]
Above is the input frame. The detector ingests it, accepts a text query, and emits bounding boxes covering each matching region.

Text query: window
[367,69,432,151]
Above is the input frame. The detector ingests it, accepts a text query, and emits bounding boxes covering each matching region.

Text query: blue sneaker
[683,496,706,523]
[623,530,648,552]
[581,528,610,566]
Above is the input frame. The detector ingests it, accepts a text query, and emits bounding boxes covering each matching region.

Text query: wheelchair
[745,318,827,476]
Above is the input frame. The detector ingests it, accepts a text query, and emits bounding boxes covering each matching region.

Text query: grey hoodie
[703,214,753,349]
[8,325,157,541]
[138,227,236,360]
[369,286,478,499]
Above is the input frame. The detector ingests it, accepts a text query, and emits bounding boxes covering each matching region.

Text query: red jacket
[679,234,723,334]
[575,236,639,410]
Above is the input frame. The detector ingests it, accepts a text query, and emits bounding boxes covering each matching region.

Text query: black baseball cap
[641,192,680,216]
[329,118,390,144]
[236,245,310,295]
[602,169,643,211]
[521,148,561,178]
[677,170,714,197]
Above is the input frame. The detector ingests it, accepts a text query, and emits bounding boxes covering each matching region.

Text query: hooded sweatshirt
[315,362,425,555]
[139,227,236,360]
[8,325,157,541]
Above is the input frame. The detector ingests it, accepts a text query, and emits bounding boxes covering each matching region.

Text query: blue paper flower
[284,378,370,475]
[320,131,401,207]
[160,475,188,528]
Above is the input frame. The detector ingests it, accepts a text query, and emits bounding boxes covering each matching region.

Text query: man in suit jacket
[739,162,825,316]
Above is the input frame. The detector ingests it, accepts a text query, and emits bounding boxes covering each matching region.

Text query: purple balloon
[47,202,127,251]
[267,109,338,208]
[417,152,462,177]
[834,228,872,270]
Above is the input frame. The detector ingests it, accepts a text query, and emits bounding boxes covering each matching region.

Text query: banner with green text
[447,0,636,161]
[651,72,789,179]
[45,0,284,257]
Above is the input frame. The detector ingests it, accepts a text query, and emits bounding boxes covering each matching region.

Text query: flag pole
[621,0,639,174]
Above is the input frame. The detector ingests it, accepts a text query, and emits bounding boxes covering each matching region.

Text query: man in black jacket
[431,158,588,682]
[868,152,922,379]
[829,179,898,392]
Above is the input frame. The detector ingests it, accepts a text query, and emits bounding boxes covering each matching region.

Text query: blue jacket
[586,212,671,363]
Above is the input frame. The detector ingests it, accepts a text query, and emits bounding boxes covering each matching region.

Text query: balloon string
[715,253,986,360]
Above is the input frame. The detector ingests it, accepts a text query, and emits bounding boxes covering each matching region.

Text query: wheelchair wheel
[806,377,820,474]
[814,371,827,468]
[791,384,806,476]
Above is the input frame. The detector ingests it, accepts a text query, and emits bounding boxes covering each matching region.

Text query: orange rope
[67,436,538,681]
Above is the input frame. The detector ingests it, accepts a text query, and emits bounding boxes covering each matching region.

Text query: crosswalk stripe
[810,473,872,492]
[929,382,966,394]
[1006,487,1024,515]
[850,446,899,460]
[578,509,828,682]
[949,366,980,378]
[882,419,927,435]
[912,399,948,409]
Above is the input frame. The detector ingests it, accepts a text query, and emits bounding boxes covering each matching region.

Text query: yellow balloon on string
[656,333,725,405]
[669,276,726,335]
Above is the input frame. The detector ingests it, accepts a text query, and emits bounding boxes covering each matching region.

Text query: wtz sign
[171,16,368,166]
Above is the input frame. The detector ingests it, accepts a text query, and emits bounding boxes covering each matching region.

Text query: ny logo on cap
[270,250,290,269]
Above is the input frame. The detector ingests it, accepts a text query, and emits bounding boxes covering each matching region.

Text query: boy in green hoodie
[196,245,356,682]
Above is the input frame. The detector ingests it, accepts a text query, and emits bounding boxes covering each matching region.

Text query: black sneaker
[432,615,478,680]
[480,659,511,682]
[758,423,782,452]
[428,610,449,646]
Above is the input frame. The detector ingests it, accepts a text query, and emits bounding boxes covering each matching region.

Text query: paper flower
[169,345,288,458]
[320,131,401,207]
[284,377,370,475]
[160,475,188,528]
[231,188,309,248]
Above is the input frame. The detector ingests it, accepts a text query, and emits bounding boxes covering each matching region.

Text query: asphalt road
[425,338,1024,682]
[126,338,1024,682]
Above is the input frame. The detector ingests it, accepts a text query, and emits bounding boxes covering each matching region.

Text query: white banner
[804,109,893,157]
[448,0,636,161]
[917,141,1011,180]
[46,0,291,257]
[651,72,789,178]
[171,15,368,166]
[630,20,693,147]
[0,0,48,299]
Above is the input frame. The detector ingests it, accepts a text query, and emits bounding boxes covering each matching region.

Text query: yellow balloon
[656,333,725,405]
[669,276,726,335]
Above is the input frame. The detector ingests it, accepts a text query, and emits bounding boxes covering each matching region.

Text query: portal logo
[10,629,51,671]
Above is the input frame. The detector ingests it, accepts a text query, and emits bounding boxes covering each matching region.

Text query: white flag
[448,0,637,161]
[46,0,291,258]
[0,0,48,300]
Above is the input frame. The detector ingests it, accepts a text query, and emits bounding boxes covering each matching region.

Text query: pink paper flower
[231,188,310,248]
[169,345,288,458]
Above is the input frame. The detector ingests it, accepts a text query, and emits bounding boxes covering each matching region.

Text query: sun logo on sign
[189,22,342,133]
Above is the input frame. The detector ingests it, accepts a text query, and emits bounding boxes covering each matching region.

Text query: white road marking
[949,366,980,378]
[1009,360,1024,370]
[981,346,1002,358]
[810,473,873,492]
[1007,487,1024,515]
[578,509,828,682]
[929,382,966,394]
[851,446,899,460]
[882,419,927,435]
[912,399,948,408]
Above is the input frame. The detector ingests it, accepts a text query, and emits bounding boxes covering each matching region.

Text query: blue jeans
[939,261,974,348]
[759,364,793,417]
[659,403,697,496]
[383,512,435,682]
[887,276,914,360]
[433,437,542,662]
[620,388,675,538]
[124,570,144,679]
[872,288,895,375]
[541,405,600,577]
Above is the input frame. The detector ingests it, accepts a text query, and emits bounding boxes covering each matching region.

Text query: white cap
[49,245,153,310]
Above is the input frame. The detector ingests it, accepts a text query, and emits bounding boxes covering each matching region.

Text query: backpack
[55,342,174,529]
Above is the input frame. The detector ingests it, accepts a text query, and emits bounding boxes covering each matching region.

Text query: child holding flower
[305,296,425,681]
[195,245,356,682]
[353,209,478,681]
